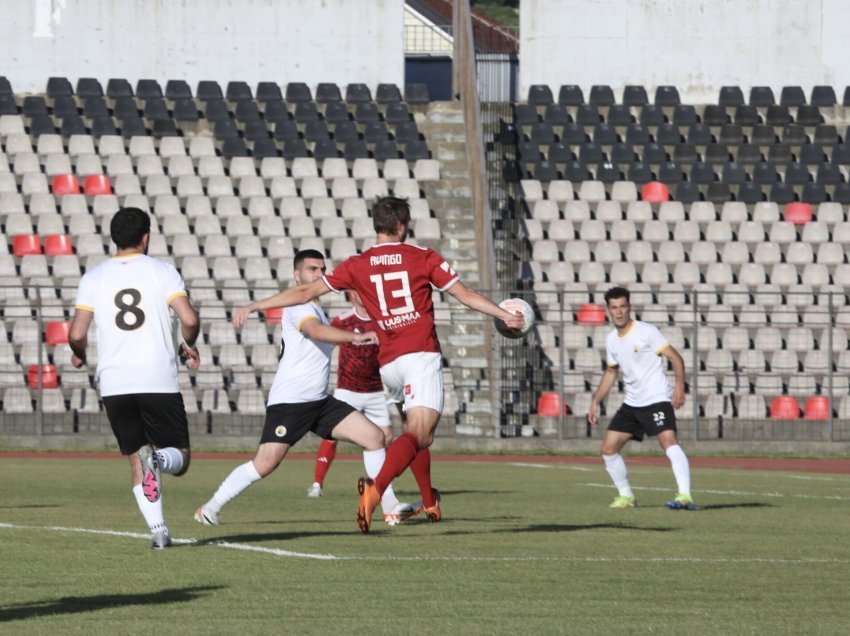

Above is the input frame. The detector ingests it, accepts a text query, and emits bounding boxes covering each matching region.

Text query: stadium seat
[641,181,670,203]
[51,174,81,195]
[536,392,566,416]
[769,396,800,419]
[576,304,606,326]
[27,364,59,389]
[784,202,813,224]
[43,234,73,256]
[83,174,112,195]
[803,396,831,420]
[12,235,42,256]
[44,321,71,345]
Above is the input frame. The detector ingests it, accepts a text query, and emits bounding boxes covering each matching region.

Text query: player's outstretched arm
[446,281,525,329]
[301,318,378,345]
[68,308,93,368]
[588,366,619,427]
[232,279,331,328]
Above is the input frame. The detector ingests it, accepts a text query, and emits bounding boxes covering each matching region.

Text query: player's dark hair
[110,207,151,249]
[293,249,325,270]
[372,196,411,235]
[604,286,630,304]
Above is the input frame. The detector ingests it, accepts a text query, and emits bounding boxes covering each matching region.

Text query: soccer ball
[494,298,535,339]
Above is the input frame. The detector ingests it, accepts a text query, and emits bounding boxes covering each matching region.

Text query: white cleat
[384,501,419,526]
[151,530,171,550]
[306,482,323,498]
[194,506,219,526]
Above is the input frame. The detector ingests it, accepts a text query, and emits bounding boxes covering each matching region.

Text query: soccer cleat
[418,489,442,522]
[150,530,171,550]
[609,495,637,509]
[666,493,698,510]
[138,445,161,503]
[306,482,323,498]
[355,477,381,533]
[383,501,418,526]
[194,506,219,526]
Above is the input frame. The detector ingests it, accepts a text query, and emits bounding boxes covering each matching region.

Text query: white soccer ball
[495,298,535,339]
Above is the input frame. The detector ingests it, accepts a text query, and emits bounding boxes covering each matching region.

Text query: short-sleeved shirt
[267,301,333,405]
[331,308,383,393]
[605,320,672,407]
[322,242,459,365]
[74,254,187,397]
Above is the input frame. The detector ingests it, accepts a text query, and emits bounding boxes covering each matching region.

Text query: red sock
[313,439,337,486]
[374,432,419,494]
[409,447,436,507]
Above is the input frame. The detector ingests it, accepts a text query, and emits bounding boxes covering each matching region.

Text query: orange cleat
[420,488,442,523]
[356,477,381,533]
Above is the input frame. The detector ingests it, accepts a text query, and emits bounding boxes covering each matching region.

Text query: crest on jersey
[275,425,287,438]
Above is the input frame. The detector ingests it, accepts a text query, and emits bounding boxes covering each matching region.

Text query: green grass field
[2,454,849,635]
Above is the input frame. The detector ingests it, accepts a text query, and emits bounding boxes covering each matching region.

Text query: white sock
[132,484,167,535]
[154,447,185,475]
[603,453,633,498]
[665,445,691,496]
[205,461,262,515]
[363,448,399,512]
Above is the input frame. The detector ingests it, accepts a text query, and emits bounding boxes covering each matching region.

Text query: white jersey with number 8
[74,254,188,396]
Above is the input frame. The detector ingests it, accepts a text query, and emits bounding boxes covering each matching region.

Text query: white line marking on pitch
[2,521,849,565]
[507,463,593,471]
[581,483,850,501]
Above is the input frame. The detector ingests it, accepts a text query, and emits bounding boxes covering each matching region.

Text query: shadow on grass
[696,502,773,511]
[198,530,354,544]
[498,523,674,534]
[0,585,224,623]
[0,504,60,510]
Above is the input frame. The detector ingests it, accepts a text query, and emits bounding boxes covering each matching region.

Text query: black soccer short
[260,396,357,445]
[102,393,191,455]
[608,401,677,442]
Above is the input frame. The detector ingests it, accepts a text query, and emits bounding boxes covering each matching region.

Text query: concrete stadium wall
[3,0,404,93]
[520,0,848,103]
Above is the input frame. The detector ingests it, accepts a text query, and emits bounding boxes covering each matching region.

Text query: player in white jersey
[194,250,404,526]
[68,207,201,549]
[587,287,697,510]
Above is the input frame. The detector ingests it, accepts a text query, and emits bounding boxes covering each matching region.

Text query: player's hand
[179,343,201,369]
[587,402,599,428]
[232,304,253,328]
[353,330,379,345]
[504,310,525,331]
[671,387,685,410]
[70,353,86,369]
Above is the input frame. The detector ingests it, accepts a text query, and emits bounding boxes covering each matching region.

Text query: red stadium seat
[769,396,800,419]
[577,303,607,326]
[12,234,43,256]
[51,174,81,195]
[83,174,113,195]
[45,321,71,345]
[641,181,670,203]
[803,396,830,420]
[536,392,566,417]
[43,234,74,256]
[27,364,59,389]
[784,202,812,224]
[262,307,283,322]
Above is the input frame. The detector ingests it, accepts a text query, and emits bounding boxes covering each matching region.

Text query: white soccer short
[379,351,444,414]
[333,388,391,427]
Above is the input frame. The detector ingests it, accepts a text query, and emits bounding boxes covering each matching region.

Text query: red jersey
[323,242,459,365]
[331,308,383,393]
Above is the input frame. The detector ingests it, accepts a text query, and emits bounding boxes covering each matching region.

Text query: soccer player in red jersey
[233,196,525,532]
[307,290,417,526]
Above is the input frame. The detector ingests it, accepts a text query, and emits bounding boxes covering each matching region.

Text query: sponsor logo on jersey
[370,254,403,266]
[404,384,414,400]
[439,261,456,276]
[377,311,421,330]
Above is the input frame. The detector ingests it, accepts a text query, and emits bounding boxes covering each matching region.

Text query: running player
[306,290,417,525]
[194,250,402,525]
[587,286,697,510]
[68,207,201,549]
[232,196,525,532]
